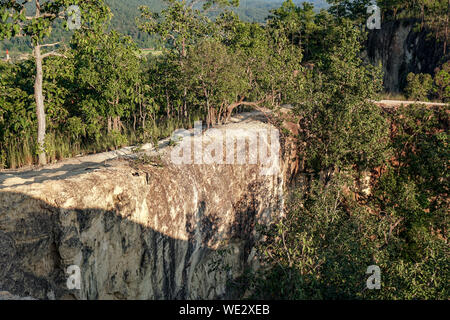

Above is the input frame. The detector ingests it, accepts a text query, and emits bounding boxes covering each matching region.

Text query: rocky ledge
[0,112,294,300]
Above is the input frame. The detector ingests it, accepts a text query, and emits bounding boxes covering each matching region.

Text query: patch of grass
[139,49,163,57]
[2,136,35,169]
[379,92,407,101]
[0,110,204,169]
[134,153,164,167]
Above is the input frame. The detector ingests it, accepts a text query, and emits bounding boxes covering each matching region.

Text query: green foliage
[297,21,389,171]
[1,0,114,164]
[73,29,140,130]
[249,171,448,299]
[138,0,305,126]
[405,72,434,101]
[106,0,164,48]
[378,105,449,255]
[183,38,248,122]
[434,61,450,102]
[404,62,450,103]
[329,0,449,56]
[245,102,449,300]
[138,0,211,58]
[0,1,330,56]
[0,0,111,44]
[326,0,372,22]
[370,104,449,299]
[250,175,375,299]
[0,59,35,168]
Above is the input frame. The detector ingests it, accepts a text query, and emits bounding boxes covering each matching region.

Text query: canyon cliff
[0,112,295,300]
[366,18,448,93]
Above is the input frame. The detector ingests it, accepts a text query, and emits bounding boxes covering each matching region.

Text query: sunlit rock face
[366,19,446,93]
[0,113,291,300]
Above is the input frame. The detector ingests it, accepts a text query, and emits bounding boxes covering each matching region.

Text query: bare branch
[41,51,67,59]
[40,42,61,48]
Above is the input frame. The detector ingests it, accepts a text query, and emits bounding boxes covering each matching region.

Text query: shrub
[405,73,433,101]
[434,61,450,102]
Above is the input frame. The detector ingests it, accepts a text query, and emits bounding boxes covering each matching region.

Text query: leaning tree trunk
[445,7,448,55]
[34,45,47,165]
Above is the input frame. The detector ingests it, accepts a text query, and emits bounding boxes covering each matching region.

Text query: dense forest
[0,0,329,54]
[0,0,449,299]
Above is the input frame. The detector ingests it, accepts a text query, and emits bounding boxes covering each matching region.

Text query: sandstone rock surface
[0,112,288,300]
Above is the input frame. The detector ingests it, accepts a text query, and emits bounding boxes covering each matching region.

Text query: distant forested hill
[0,0,329,55]
[107,0,163,48]
[107,0,329,46]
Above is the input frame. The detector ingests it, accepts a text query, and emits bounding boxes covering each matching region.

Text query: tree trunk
[34,45,46,165]
[107,116,112,133]
[113,116,120,132]
[165,88,171,118]
[445,6,449,55]
[142,113,146,133]
[421,6,424,30]
[181,38,187,119]
[225,96,245,123]
[203,85,211,128]
[113,98,121,132]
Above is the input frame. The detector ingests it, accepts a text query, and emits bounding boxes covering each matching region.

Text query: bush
[250,174,380,299]
[296,21,389,172]
[405,73,433,101]
[247,104,449,300]
[434,61,450,102]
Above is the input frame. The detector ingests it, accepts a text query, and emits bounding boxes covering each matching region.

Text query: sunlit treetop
[0,0,111,45]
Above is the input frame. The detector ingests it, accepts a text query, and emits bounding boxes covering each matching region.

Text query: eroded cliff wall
[366,19,448,93]
[0,113,289,300]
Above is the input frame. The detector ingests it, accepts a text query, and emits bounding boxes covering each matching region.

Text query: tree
[434,61,450,102]
[0,0,110,164]
[423,0,449,55]
[405,72,434,101]
[266,0,301,47]
[183,38,248,126]
[214,8,305,120]
[377,0,449,54]
[242,18,448,301]
[378,0,407,19]
[297,21,389,173]
[327,0,372,23]
[250,175,382,299]
[73,29,141,136]
[138,0,239,118]
[0,59,35,168]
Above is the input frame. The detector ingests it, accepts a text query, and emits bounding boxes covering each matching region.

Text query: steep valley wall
[366,19,448,93]
[0,113,292,300]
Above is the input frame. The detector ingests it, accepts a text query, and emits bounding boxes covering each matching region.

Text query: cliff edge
[0,112,289,300]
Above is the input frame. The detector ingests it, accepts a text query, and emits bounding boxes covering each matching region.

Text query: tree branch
[40,42,60,48]
[41,51,67,59]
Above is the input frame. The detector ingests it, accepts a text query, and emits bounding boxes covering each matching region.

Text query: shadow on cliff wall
[0,191,258,300]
